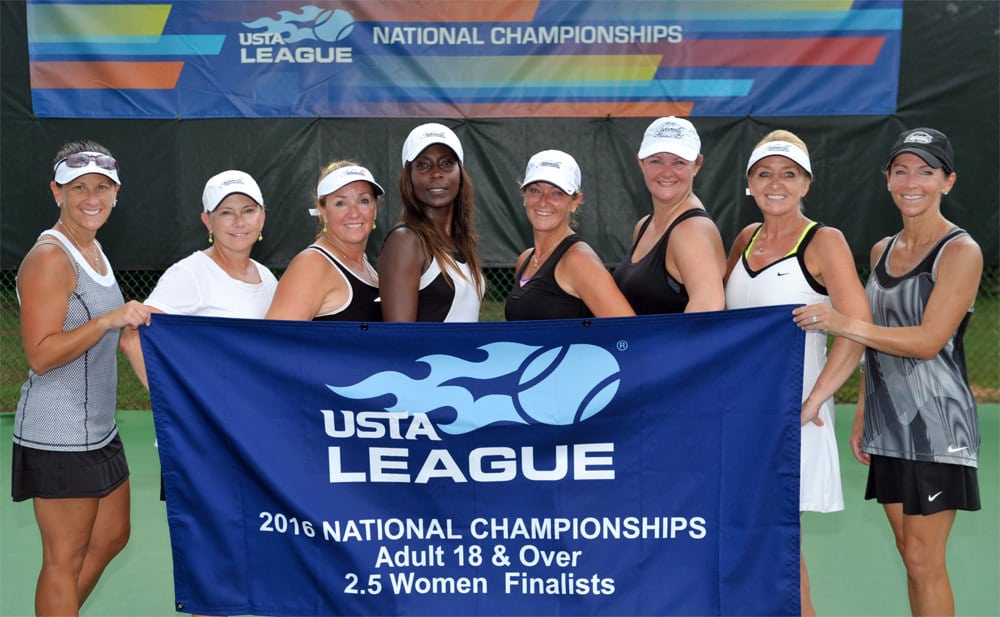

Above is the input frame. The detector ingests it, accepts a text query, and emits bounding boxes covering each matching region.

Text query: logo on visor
[326,342,622,435]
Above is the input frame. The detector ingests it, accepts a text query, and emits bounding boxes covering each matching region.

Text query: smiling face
[522,181,581,234]
[885,152,956,219]
[319,180,378,246]
[202,193,264,253]
[409,144,461,210]
[50,172,119,234]
[638,152,701,207]
[747,155,811,216]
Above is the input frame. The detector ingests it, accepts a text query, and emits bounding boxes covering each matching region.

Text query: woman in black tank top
[505,150,633,320]
[613,116,726,314]
[266,161,383,322]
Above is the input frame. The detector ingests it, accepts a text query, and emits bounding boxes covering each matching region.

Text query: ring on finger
[812,315,817,324]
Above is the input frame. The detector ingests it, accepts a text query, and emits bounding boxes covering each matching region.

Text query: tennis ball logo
[312,8,354,42]
[513,345,621,426]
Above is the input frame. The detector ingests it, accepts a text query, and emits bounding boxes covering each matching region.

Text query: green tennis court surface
[2,405,997,616]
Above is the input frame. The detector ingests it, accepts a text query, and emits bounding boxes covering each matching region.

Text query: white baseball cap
[317,165,384,199]
[637,116,701,161]
[520,150,582,195]
[746,140,813,177]
[401,123,464,165]
[202,170,264,212]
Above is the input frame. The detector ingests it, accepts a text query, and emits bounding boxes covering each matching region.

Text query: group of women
[13,120,982,616]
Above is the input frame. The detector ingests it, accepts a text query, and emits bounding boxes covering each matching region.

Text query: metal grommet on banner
[582,319,592,327]
[360,323,369,331]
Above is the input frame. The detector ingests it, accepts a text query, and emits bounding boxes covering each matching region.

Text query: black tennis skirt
[865,454,980,515]
[11,434,129,502]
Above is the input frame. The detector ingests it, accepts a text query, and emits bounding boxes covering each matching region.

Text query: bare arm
[724,225,755,284]
[799,228,870,425]
[376,227,425,322]
[668,216,727,312]
[556,242,635,318]
[119,306,165,390]
[266,249,347,320]
[850,381,870,465]
[795,235,982,359]
[19,243,151,375]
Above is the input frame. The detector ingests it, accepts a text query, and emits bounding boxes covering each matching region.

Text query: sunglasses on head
[55,152,119,171]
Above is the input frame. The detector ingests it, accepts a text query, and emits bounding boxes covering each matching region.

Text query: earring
[372,222,377,230]
[943,191,949,195]
[208,232,214,244]
[322,223,328,233]
[56,201,63,208]
[112,200,117,208]
[258,232,264,242]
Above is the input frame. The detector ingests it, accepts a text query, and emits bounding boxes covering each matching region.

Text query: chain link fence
[2,267,997,411]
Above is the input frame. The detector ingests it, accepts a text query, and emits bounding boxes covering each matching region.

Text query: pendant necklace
[56,221,102,269]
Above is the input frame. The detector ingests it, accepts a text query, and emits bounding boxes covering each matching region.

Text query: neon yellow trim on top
[744,221,818,260]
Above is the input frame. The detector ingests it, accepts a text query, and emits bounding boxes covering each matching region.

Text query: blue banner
[27,0,901,118]
[142,307,803,615]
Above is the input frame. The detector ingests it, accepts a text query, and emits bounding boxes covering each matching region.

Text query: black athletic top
[505,235,590,320]
[613,209,713,315]
[308,245,382,322]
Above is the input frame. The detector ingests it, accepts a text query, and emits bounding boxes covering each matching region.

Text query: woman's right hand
[105,300,153,330]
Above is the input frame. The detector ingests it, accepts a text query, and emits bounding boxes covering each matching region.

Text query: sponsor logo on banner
[240,6,354,64]
[323,342,622,484]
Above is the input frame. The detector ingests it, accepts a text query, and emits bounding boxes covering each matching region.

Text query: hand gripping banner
[141,306,803,615]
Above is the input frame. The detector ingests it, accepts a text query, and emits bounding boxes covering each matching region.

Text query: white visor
[53,152,121,185]
[746,141,812,176]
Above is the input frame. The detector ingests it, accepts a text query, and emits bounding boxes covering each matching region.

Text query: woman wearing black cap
[13,140,152,614]
[794,127,982,616]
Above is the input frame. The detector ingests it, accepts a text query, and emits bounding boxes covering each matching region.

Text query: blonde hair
[755,129,809,156]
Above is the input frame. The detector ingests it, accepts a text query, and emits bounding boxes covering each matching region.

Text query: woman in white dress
[724,130,870,616]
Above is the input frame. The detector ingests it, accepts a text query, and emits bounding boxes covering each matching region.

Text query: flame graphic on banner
[242,6,355,43]
[327,341,621,434]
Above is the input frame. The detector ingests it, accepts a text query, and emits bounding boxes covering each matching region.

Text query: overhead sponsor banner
[141,307,803,616]
[28,0,901,118]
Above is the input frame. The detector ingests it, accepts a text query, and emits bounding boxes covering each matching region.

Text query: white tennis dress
[725,223,844,513]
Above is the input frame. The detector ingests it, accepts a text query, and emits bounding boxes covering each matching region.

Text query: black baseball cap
[883,127,955,174]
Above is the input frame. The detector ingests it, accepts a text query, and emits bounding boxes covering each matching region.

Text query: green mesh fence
[2,267,997,411]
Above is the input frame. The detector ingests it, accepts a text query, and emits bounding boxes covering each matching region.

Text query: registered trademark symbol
[616,340,628,351]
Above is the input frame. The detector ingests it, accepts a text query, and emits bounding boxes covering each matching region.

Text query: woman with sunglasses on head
[120,170,277,389]
[13,140,152,615]
[725,130,870,616]
[505,149,634,320]
[794,128,982,616]
[377,123,484,322]
[266,161,383,322]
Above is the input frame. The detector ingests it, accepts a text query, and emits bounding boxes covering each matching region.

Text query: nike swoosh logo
[776,272,790,276]
[947,445,968,453]
[928,491,943,502]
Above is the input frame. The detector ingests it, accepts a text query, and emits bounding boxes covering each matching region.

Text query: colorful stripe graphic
[26,1,903,119]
